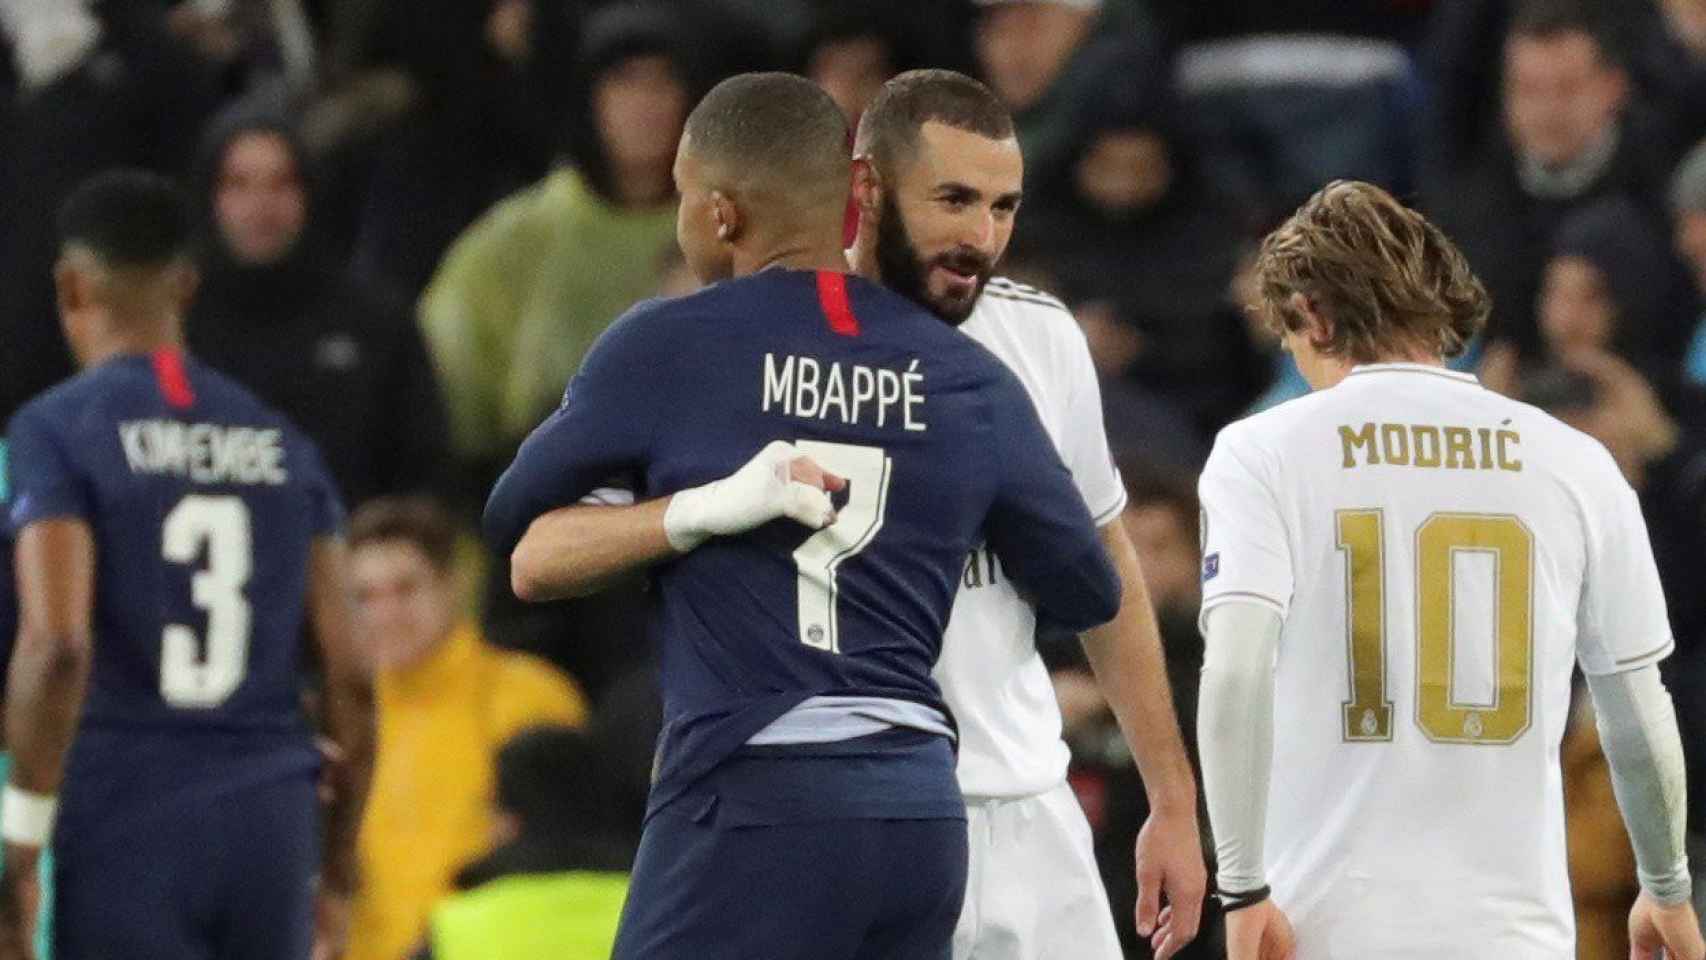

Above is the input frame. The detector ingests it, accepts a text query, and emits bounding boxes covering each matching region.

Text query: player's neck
[77,315,184,368]
[739,234,852,277]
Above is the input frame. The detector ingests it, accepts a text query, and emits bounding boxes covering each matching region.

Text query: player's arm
[1191,426,1298,959]
[307,534,374,897]
[1573,453,1704,959]
[3,519,95,850]
[1,406,99,866]
[1197,601,1280,898]
[982,376,1120,630]
[1586,666,1690,901]
[506,446,843,602]
[1081,518,1204,953]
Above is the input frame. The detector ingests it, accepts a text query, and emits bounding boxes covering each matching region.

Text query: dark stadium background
[4,0,1705,957]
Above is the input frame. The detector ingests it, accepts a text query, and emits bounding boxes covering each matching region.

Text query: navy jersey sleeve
[483,304,664,554]
[298,432,346,537]
[982,373,1121,632]
[5,403,93,531]
[0,439,16,670]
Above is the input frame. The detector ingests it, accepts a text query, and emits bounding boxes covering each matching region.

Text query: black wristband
[1217,884,1271,913]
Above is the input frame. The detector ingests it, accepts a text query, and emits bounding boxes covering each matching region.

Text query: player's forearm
[3,624,91,794]
[6,519,96,797]
[1586,665,1692,905]
[320,665,375,894]
[1081,522,1196,815]
[1198,602,1282,894]
[510,499,676,602]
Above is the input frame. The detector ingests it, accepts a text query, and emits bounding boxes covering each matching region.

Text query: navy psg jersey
[5,350,342,739]
[485,270,1119,807]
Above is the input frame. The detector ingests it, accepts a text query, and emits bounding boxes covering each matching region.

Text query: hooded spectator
[418,3,692,482]
[798,4,930,127]
[1667,139,1706,392]
[187,102,451,507]
[1014,66,1264,433]
[972,0,1162,191]
[1540,197,1690,375]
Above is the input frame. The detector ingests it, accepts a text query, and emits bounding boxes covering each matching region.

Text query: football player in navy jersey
[483,73,1120,960]
[0,171,374,960]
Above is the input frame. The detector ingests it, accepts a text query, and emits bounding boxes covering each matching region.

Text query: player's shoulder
[7,357,153,437]
[1210,384,1337,458]
[979,277,1071,317]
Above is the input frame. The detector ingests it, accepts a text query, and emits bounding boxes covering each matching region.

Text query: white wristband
[1,784,58,847]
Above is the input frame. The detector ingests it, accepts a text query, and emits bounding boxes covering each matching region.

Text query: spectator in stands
[1668,139,1706,391]
[0,1,227,421]
[1424,0,1675,359]
[799,5,922,127]
[346,497,588,960]
[413,726,632,960]
[187,103,450,506]
[333,0,574,299]
[418,2,690,489]
[1013,64,1263,433]
[1480,197,1692,399]
[972,0,1160,191]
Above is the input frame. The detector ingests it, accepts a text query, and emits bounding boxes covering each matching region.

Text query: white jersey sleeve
[1056,323,1125,527]
[1575,446,1673,675]
[1197,424,1293,629]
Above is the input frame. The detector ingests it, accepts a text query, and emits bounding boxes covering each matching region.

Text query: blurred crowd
[6,0,1706,956]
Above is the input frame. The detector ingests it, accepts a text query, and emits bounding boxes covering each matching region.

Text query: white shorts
[952,781,1124,960]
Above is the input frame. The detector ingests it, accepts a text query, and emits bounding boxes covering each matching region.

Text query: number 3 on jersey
[1337,509,1534,745]
[792,441,892,653]
[161,495,252,708]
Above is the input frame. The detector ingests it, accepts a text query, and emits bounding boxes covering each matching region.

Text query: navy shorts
[613,730,969,960]
[53,775,317,960]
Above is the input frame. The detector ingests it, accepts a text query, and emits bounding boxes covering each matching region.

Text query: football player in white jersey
[1197,180,1705,960]
[848,70,1206,960]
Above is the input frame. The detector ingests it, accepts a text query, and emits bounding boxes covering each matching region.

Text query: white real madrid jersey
[1198,363,1673,958]
[935,278,1127,799]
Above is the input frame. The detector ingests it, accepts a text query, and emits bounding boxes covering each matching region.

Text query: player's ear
[709,190,742,243]
[851,156,883,219]
[168,259,200,314]
[53,254,90,317]
[1289,291,1334,349]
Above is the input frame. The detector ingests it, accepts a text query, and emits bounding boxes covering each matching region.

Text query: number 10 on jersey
[1336,509,1535,745]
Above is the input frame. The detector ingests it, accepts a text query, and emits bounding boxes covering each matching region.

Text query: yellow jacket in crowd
[345,623,587,960]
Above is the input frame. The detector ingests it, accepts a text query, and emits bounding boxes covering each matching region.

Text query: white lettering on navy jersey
[118,419,288,486]
[762,353,927,431]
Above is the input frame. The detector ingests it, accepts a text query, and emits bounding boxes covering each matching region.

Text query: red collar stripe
[815,271,860,337]
[151,348,195,410]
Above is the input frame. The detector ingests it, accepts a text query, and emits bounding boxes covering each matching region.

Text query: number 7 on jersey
[792,440,892,653]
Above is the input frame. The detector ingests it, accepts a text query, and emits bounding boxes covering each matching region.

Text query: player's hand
[1133,809,1206,960]
[663,440,847,551]
[1223,898,1296,960]
[311,888,353,960]
[0,844,41,960]
[1629,889,1706,960]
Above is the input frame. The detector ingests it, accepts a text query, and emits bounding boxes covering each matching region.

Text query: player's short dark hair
[1509,0,1627,68]
[56,168,193,267]
[854,69,1014,179]
[348,495,459,574]
[682,72,849,207]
